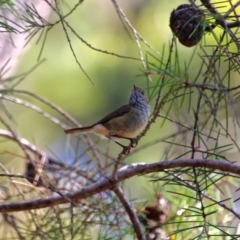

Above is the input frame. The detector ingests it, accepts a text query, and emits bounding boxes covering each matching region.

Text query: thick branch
[0,159,240,213]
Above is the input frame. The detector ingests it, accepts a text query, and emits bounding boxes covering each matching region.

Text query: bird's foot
[130,139,137,148]
[123,146,131,155]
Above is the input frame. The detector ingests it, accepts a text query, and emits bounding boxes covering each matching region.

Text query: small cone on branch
[138,193,171,240]
[170,4,205,47]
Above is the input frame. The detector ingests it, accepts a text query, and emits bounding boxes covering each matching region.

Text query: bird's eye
[141,91,144,95]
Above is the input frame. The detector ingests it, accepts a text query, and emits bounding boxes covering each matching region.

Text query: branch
[0,159,240,213]
[0,117,32,162]
[183,81,240,93]
[113,186,145,240]
[200,0,240,50]
[0,129,45,158]
[0,0,52,78]
[0,94,68,129]
[0,129,66,185]
[111,39,175,180]
[10,90,103,166]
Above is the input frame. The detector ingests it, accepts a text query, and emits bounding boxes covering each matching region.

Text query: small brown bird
[64,85,150,147]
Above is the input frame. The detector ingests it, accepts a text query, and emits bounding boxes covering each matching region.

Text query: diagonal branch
[113,186,145,240]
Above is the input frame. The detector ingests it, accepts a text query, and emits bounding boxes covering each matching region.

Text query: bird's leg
[109,138,130,155]
[110,138,126,148]
[110,135,137,148]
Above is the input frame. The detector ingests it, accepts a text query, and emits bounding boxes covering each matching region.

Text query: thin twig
[165,170,240,220]
[200,0,240,50]
[113,186,145,240]
[7,90,103,173]
[44,0,140,61]
[111,0,162,57]
[12,89,81,126]
[0,116,32,162]
[111,0,152,82]
[111,39,175,180]
[53,0,93,83]
[0,94,68,129]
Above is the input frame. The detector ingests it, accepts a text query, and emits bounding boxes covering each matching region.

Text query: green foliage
[0,0,240,239]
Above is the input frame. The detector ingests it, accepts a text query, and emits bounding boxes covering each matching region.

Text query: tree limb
[0,159,239,213]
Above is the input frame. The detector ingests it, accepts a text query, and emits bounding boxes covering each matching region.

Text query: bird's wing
[95,104,131,125]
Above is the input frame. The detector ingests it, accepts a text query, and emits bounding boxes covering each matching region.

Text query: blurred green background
[2,0,240,201]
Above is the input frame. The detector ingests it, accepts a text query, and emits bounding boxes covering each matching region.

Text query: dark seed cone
[170,4,205,47]
[138,193,171,240]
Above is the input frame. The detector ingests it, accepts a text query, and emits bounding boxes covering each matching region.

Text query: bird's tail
[64,126,92,134]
